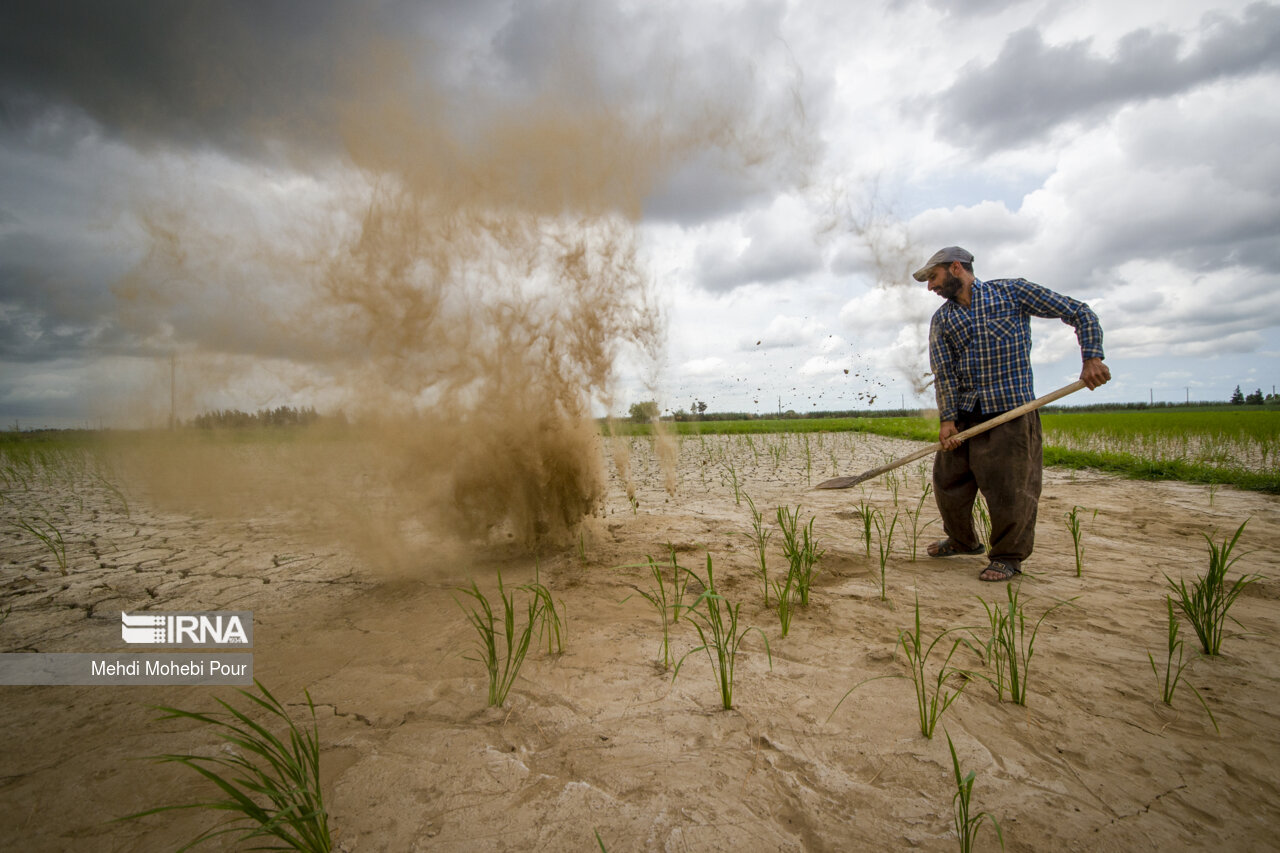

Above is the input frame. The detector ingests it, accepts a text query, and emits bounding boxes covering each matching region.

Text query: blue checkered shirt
[929,277,1105,422]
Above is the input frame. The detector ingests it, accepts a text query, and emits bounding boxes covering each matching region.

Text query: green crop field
[605,408,1280,494]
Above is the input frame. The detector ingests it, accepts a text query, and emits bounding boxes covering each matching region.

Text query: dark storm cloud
[0,1,375,157]
[0,229,133,362]
[934,2,1280,153]
[0,0,811,214]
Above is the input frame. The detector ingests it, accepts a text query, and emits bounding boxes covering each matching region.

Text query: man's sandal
[928,538,985,558]
[979,559,1021,582]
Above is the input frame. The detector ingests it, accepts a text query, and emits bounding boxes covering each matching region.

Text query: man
[914,247,1110,581]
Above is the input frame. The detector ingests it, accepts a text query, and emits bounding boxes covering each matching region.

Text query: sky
[2,0,1278,428]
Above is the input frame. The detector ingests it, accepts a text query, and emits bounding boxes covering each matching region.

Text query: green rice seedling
[900,595,970,738]
[946,730,1004,853]
[828,595,969,738]
[768,440,784,470]
[663,544,691,622]
[674,554,771,710]
[776,505,824,606]
[1207,482,1220,506]
[120,680,331,852]
[522,562,566,655]
[91,463,130,517]
[873,509,899,602]
[904,484,937,562]
[1148,597,1218,732]
[770,564,798,638]
[885,467,901,507]
[1165,519,1260,656]
[972,495,991,547]
[828,447,840,476]
[626,554,683,669]
[797,514,824,605]
[13,515,68,575]
[975,596,1007,703]
[852,499,877,558]
[1064,505,1096,577]
[454,570,544,707]
[978,584,1070,706]
[742,493,773,607]
[722,458,743,505]
[802,434,813,485]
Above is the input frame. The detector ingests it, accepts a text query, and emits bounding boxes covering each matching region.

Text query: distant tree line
[1230,386,1277,405]
[625,400,926,422]
[189,406,323,429]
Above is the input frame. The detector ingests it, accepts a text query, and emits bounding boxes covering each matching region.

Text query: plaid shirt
[929,277,1105,422]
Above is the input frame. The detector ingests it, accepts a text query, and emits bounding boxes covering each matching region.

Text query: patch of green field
[603,417,938,442]
[602,408,1280,494]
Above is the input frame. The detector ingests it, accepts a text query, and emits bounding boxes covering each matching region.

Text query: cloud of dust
[828,185,935,403]
[109,36,807,561]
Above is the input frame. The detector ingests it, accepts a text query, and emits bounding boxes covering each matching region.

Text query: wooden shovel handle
[813,379,1087,490]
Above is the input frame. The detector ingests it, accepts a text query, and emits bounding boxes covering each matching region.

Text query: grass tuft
[742,493,773,607]
[119,680,331,852]
[674,554,771,710]
[624,548,688,670]
[829,595,970,738]
[977,584,1070,706]
[776,505,823,607]
[455,569,543,707]
[1148,597,1218,732]
[1165,519,1260,656]
[1063,505,1094,577]
[947,730,1003,853]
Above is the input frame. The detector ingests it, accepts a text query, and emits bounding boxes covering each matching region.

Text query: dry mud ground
[2,431,1279,852]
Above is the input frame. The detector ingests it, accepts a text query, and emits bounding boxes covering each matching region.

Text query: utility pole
[1150,388,1153,406]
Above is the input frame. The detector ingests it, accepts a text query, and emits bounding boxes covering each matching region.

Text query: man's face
[926,263,962,300]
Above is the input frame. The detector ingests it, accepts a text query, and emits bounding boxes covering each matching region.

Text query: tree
[1246,388,1264,405]
[628,400,660,423]
[1230,385,1244,405]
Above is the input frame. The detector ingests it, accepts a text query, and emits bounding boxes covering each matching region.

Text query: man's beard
[937,269,963,300]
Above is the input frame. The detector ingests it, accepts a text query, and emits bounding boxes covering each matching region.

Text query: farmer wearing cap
[916,247,1110,581]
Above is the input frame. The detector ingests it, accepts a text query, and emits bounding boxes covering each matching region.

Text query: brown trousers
[932,411,1043,562]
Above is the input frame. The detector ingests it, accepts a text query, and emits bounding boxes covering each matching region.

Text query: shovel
[813,379,1086,490]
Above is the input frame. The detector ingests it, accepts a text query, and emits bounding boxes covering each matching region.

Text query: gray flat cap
[912,246,974,281]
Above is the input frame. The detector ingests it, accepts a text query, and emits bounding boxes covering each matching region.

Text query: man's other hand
[1081,357,1111,390]
[939,420,962,451]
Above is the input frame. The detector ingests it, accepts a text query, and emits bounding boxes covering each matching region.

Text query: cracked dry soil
[2,431,1279,851]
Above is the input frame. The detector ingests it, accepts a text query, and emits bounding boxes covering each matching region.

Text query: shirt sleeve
[929,313,960,422]
[1013,279,1105,361]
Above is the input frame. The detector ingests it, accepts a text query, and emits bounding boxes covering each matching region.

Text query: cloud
[1099,261,1280,360]
[908,200,1036,259]
[837,285,934,336]
[694,196,825,292]
[678,356,726,377]
[933,2,1280,153]
[0,1,366,159]
[747,314,826,349]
